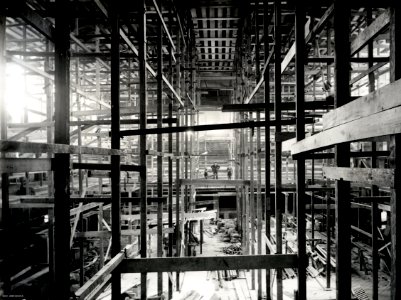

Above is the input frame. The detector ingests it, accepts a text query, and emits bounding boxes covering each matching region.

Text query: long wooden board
[120,254,297,273]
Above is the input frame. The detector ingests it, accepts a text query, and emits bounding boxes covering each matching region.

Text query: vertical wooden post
[79,214,85,286]
[244,123,249,255]
[390,4,401,300]
[256,112,263,300]
[311,192,315,250]
[98,204,105,269]
[157,0,164,295]
[371,188,379,300]
[175,30,181,291]
[200,220,203,254]
[366,7,378,300]
[138,0,148,298]
[326,192,331,289]
[95,26,103,195]
[45,41,54,196]
[157,199,163,295]
[54,0,71,298]
[325,21,332,290]
[274,2,283,299]
[167,6,174,300]
[110,5,121,299]
[333,2,351,299]
[295,4,306,299]
[48,208,55,286]
[263,1,271,298]
[250,114,255,289]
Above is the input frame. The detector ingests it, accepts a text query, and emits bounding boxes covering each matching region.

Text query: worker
[227,167,232,180]
[204,169,208,179]
[211,162,220,179]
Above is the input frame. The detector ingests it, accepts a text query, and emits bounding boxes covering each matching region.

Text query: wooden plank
[120,254,297,273]
[70,203,83,247]
[351,9,390,56]
[305,204,335,210]
[180,179,250,186]
[222,100,333,112]
[18,196,166,204]
[354,196,391,201]
[322,77,401,131]
[0,140,121,155]
[74,250,125,300]
[263,234,276,254]
[323,167,394,187]
[120,119,314,136]
[292,105,401,155]
[72,163,142,172]
[70,203,100,216]
[69,118,177,126]
[184,210,217,221]
[75,227,174,238]
[13,4,55,41]
[350,61,387,85]
[0,158,51,173]
[281,18,311,73]
[351,225,372,238]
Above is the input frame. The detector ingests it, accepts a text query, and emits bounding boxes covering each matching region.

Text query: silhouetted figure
[211,162,220,179]
[204,169,208,179]
[227,167,232,180]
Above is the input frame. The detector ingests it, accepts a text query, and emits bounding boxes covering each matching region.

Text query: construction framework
[0,1,400,300]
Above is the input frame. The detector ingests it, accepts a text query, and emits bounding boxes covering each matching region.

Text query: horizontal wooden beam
[303,152,334,159]
[180,179,250,186]
[18,197,167,204]
[305,204,335,210]
[323,78,401,130]
[222,100,333,112]
[292,105,401,154]
[69,118,177,126]
[301,151,390,160]
[75,227,174,238]
[120,254,297,273]
[307,56,389,64]
[119,119,314,136]
[0,140,121,155]
[275,132,296,142]
[0,158,52,173]
[292,79,401,155]
[353,196,391,202]
[323,167,394,187]
[72,163,142,172]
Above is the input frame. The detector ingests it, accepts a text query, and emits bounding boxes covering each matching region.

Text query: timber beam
[120,254,297,273]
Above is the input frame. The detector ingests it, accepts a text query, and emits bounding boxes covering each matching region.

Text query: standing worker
[204,169,208,179]
[211,162,220,179]
[227,166,232,180]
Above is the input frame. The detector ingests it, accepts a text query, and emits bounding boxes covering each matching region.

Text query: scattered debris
[222,244,242,255]
[352,286,370,300]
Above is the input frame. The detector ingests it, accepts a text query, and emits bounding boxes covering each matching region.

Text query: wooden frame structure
[1,1,400,300]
